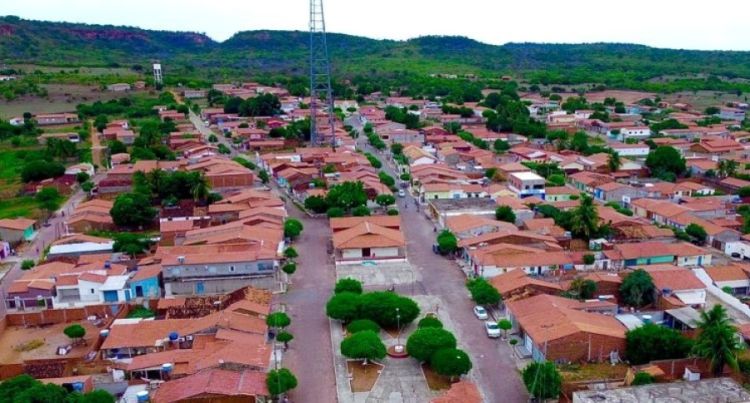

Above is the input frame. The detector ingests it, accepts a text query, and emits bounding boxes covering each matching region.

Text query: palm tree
[693,304,741,376]
[718,159,739,178]
[607,152,622,173]
[191,175,211,206]
[569,193,599,240]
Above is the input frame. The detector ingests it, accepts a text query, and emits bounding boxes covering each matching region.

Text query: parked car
[485,321,501,338]
[473,306,488,320]
[398,189,406,197]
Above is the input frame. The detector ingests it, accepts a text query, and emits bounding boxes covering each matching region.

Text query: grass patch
[127,306,156,319]
[14,339,45,352]
[559,362,629,382]
[0,197,39,219]
[421,363,457,391]
[347,360,383,392]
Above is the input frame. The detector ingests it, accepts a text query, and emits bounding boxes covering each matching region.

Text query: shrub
[63,324,86,341]
[327,207,345,218]
[625,323,693,365]
[417,316,443,329]
[20,260,35,270]
[466,278,501,306]
[340,330,386,363]
[347,319,380,334]
[352,205,371,216]
[406,328,457,362]
[266,368,298,396]
[631,371,654,386]
[326,292,361,322]
[266,312,291,328]
[335,278,363,295]
[583,254,595,265]
[387,208,399,216]
[283,218,304,239]
[282,263,297,275]
[436,230,457,254]
[358,292,420,328]
[430,348,472,380]
[283,247,298,259]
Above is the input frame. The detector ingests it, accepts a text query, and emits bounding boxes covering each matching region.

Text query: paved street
[276,203,339,403]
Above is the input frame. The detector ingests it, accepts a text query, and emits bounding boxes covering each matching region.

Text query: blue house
[128,264,162,299]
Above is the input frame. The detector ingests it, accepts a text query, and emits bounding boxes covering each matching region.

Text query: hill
[3,16,750,88]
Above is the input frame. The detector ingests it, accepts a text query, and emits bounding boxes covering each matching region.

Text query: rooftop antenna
[153,62,163,88]
[309,0,336,150]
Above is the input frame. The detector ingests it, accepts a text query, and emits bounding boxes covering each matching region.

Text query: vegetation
[430,348,472,380]
[20,259,35,270]
[693,304,742,376]
[347,319,380,334]
[645,146,686,182]
[335,278,363,295]
[340,330,387,364]
[625,323,693,365]
[0,374,114,403]
[266,312,291,329]
[283,247,298,259]
[283,218,304,239]
[276,331,294,349]
[436,230,458,255]
[495,205,516,223]
[406,328,457,362]
[522,361,562,400]
[685,223,708,244]
[417,316,443,329]
[619,269,656,308]
[112,232,152,257]
[127,306,156,319]
[110,192,157,228]
[567,277,596,300]
[631,371,654,386]
[357,291,420,328]
[63,324,86,342]
[326,181,368,212]
[466,277,501,306]
[266,368,298,397]
[326,292,362,322]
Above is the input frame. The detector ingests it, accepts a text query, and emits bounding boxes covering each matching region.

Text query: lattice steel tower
[309,0,336,148]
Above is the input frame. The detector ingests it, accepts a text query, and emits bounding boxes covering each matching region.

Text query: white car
[398,189,406,197]
[485,321,501,338]
[473,306,488,320]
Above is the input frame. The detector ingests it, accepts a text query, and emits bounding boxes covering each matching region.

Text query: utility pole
[309,0,336,150]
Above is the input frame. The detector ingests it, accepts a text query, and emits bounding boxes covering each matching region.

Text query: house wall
[77,280,103,303]
[342,249,363,259]
[6,289,54,310]
[0,228,25,244]
[624,255,674,267]
[677,254,712,267]
[129,277,161,299]
[372,247,400,258]
[162,260,276,281]
[165,275,277,296]
[536,332,626,363]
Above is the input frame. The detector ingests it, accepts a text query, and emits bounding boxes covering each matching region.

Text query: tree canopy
[625,323,693,365]
[495,205,516,223]
[619,269,656,308]
[335,278,363,295]
[326,181,368,211]
[646,146,686,181]
[266,368,298,397]
[340,330,387,363]
[522,361,562,400]
[266,312,291,328]
[436,230,457,255]
[283,218,304,239]
[693,304,742,376]
[406,327,457,362]
[110,192,157,228]
[466,278,501,306]
[358,291,420,328]
[430,348,472,380]
[326,292,361,322]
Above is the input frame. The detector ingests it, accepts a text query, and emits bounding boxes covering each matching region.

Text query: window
[229,265,235,272]
[90,289,95,294]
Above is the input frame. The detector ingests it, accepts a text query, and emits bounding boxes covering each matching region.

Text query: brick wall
[545,332,626,363]
[6,304,126,327]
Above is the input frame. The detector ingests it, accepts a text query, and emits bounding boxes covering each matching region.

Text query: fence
[5,303,127,327]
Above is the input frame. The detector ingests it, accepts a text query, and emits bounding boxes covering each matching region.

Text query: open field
[662,90,749,112]
[0,321,99,364]
[0,84,148,119]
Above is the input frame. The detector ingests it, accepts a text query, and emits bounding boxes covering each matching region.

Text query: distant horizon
[3,0,750,51]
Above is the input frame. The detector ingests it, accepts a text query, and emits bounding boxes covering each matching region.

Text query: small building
[331,219,406,264]
[508,171,546,199]
[107,83,131,92]
[129,264,162,299]
[0,218,37,245]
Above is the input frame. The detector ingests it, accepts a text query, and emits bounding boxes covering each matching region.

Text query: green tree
[522,361,562,400]
[266,368,298,397]
[569,277,597,299]
[110,192,157,228]
[335,278,363,295]
[646,146,686,179]
[35,187,61,219]
[718,159,739,178]
[21,259,35,270]
[304,195,329,213]
[326,292,361,322]
[112,233,151,257]
[281,262,297,275]
[258,170,269,184]
[693,304,742,376]
[327,207,345,218]
[631,371,654,386]
[108,139,126,154]
[347,319,380,334]
[21,160,65,183]
[375,194,396,208]
[498,319,512,339]
[436,230,457,255]
[266,312,291,329]
[326,181,368,212]
[569,193,599,240]
[352,205,371,216]
[341,330,386,364]
[358,291,420,328]
[430,348,472,380]
[466,277,501,306]
[625,323,693,364]
[63,324,86,343]
[190,175,211,205]
[284,218,304,239]
[620,269,655,308]
[276,331,294,349]
[583,254,595,265]
[685,223,708,244]
[418,316,443,329]
[608,152,622,173]
[406,328,457,362]
[495,205,516,223]
[76,172,90,184]
[283,247,298,259]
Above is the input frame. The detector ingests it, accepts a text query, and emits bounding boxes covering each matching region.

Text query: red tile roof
[152,368,268,402]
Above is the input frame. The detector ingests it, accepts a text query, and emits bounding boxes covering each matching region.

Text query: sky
[4,0,750,51]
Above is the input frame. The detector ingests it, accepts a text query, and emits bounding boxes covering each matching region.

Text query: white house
[617,127,652,142]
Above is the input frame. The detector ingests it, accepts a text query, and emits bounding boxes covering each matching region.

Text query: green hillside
[2,16,750,91]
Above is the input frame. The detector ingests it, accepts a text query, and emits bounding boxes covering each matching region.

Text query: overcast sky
[5,0,750,51]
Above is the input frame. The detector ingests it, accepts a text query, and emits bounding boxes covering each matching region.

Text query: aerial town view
[2,1,750,403]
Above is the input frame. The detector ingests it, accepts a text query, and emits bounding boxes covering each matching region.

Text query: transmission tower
[309,0,336,148]
[153,62,163,87]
